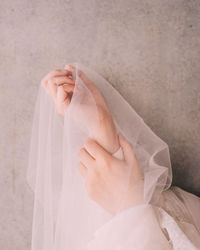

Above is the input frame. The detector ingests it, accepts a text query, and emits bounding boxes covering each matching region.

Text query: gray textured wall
[0,0,200,249]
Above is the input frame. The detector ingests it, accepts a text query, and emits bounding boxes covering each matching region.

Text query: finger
[77,162,88,179]
[84,138,111,161]
[78,70,110,115]
[62,84,75,93]
[62,84,74,104]
[118,133,137,165]
[53,76,75,86]
[78,147,95,168]
[65,66,109,111]
[56,86,70,115]
[47,79,57,102]
[47,76,74,101]
[65,65,98,95]
[64,64,75,71]
[41,69,72,88]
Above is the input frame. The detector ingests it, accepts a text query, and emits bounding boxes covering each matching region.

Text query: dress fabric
[88,186,200,250]
[27,63,200,250]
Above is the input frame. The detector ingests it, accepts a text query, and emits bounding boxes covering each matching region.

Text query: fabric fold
[27,63,174,250]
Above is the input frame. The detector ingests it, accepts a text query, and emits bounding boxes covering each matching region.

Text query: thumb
[118,133,137,165]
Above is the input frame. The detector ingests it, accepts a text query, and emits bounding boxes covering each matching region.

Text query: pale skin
[41,64,119,154]
[41,64,143,214]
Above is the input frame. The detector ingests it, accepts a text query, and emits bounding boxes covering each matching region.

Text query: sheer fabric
[27,63,200,250]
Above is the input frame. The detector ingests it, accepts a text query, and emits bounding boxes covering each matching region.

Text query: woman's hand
[41,64,119,154]
[41,66,75,115]
[77,68,119,154]
[78,133,144,214]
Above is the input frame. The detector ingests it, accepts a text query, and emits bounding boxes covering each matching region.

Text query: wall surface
[0,0,200,249]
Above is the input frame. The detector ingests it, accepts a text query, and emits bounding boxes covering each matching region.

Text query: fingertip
[64,64,75,71]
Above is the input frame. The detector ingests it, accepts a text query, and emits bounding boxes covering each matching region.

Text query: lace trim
[159,208,198,250]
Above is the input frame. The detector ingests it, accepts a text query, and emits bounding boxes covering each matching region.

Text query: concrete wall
[0,0,199,249]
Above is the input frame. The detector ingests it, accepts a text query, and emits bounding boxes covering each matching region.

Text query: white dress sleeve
[158,187,200,250]
[87,198,200,250]
[158,207,200,250]
[87,204,172,250]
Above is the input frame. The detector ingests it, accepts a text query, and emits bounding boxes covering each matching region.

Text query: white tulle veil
[27,63,172,250]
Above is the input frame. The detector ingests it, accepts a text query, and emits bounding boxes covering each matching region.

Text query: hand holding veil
[27,63,172,250]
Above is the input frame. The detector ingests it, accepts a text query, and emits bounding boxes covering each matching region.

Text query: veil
[27,63,172,250]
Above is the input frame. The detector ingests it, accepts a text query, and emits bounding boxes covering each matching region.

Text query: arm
[41,64,119,154]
